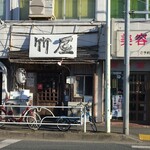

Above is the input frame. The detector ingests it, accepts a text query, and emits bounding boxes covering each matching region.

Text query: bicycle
[57,101,97,132]
[0,97,41,130]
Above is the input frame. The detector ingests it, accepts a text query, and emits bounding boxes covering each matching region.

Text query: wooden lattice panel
[37,88,58,102]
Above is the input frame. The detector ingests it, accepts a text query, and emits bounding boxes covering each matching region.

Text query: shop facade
[0,22,104,122]
[0,1,150,125]
[111,20,150,124]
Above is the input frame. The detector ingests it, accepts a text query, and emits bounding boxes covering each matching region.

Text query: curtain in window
[130,0,145,18]
[80,0,95,18]
[20,0,29,20]
[111,0,125,18]
[55,0,94,19]
[111,0,146,19]
[54,0,63,19]
[0,0,4,19]
[66,0,77,19]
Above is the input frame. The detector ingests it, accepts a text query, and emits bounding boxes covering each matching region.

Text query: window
[130,0,145,18]
[55,0,95,19]
[2,0,94,20]
[0,0,4,19]
[111,0,147,19]
[74,75,93,97]
[20,0,29,20]
[111,0,125,18]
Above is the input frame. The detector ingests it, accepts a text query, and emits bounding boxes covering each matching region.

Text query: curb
[0,129,141,143]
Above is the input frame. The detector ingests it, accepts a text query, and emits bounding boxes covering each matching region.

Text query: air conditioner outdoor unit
[29,0,54,18]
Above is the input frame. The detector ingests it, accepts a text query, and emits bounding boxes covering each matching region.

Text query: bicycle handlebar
[76,101,91,108]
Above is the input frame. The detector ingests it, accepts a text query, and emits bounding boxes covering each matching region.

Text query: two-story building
[109,0,150,124]
[0,0,150,124]
[0,0,105,122]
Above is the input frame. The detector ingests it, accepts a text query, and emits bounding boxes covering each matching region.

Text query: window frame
[74,75,93,98]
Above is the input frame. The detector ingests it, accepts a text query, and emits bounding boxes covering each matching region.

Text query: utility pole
[123,0,150,135]
[105,0,111,133]
[123,0,130,135]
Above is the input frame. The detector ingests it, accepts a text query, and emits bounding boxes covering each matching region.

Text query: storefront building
[0,0,150,124]
[7,23,103,119]
[100,0,150,124]
[111,19,150,124]
[0,0,106,122]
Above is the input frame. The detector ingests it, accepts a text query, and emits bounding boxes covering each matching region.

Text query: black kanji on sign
[54,36,74,54]
[34,37,52,54]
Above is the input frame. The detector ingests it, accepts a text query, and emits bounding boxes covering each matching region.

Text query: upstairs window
[111,0,148,19]
[8,0,95,20]
[0,0,4,19]
[111,0,125,18]
[55,0,95,20]
[20,0,29,20]
[130,0,145,18]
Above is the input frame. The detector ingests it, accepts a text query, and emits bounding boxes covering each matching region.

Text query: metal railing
[0,105,88,132]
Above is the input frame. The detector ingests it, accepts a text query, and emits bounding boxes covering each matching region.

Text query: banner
[112,95,123,118]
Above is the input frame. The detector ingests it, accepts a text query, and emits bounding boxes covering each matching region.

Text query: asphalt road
[0,139,150,150]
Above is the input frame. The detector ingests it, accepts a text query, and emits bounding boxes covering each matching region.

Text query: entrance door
[36,73,61,115]
[130,74,146,123]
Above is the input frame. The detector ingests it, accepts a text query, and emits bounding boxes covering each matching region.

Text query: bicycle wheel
[57,117,71,131]
[89,116,97,132]
[0,110,5,127]
[25,109,41,130]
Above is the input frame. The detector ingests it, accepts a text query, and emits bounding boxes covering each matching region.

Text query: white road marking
[0,139,21,149]
[132,145,150,149]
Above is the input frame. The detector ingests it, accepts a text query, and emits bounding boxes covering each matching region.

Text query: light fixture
[0,19,6,26]
[0,19,7,29]
[57,60,63,66]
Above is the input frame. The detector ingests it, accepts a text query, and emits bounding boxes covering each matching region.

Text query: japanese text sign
[116,31,150,57]
[29,34,77,58]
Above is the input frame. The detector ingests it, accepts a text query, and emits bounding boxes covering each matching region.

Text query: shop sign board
[29,34,77,58]
[116,31,150,57]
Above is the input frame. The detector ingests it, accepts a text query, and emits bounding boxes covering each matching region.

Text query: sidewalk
[0,122,149,143]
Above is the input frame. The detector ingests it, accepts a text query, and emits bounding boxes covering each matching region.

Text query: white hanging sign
[29,34,77,58]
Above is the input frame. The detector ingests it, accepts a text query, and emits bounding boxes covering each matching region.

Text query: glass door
[130,74,146,122]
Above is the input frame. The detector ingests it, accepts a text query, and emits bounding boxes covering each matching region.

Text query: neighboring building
[110,0,150,124]
[0,0,149,124]
[111,19,150,124]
